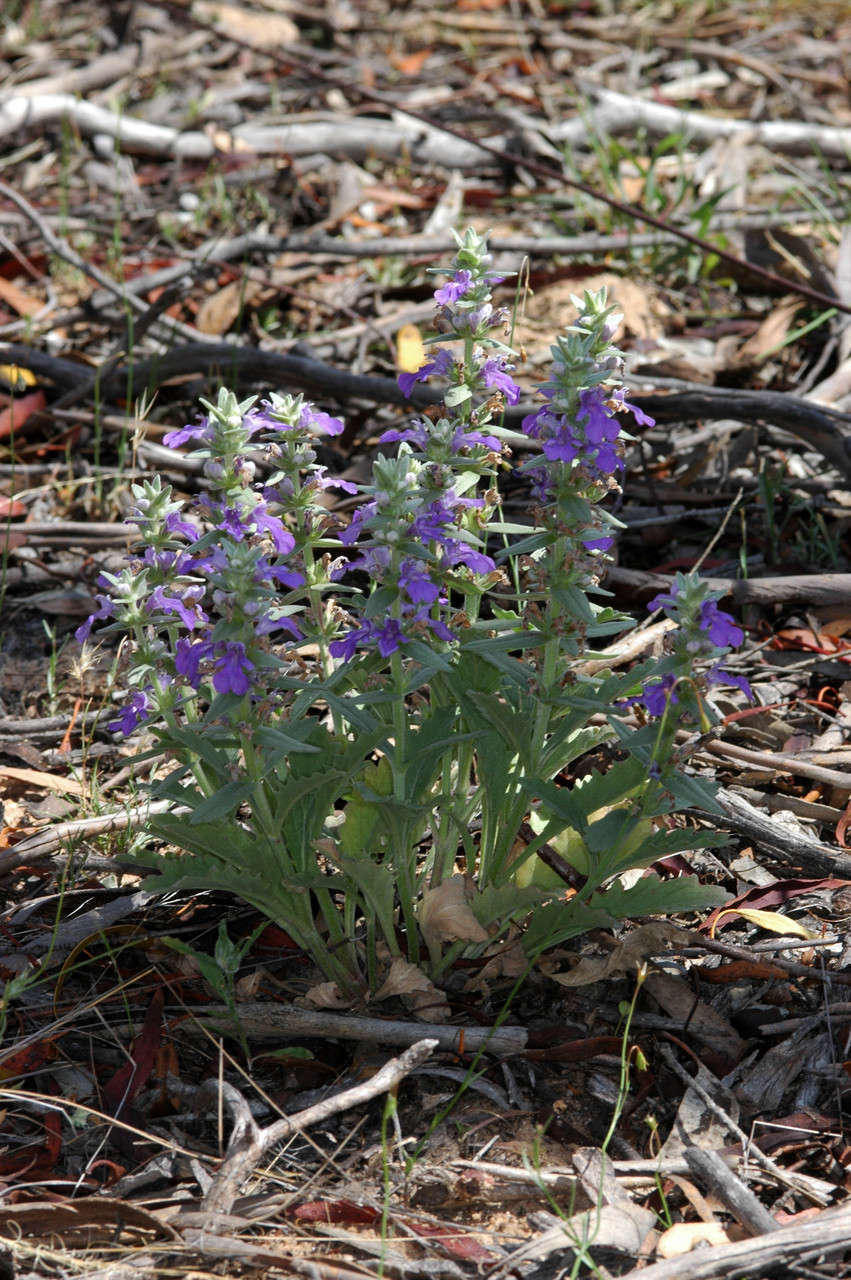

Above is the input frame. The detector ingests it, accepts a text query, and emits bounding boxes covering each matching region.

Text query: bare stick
[684,1146,779,1236]
[201,1038,438,1216]
[190,1002,527,1056]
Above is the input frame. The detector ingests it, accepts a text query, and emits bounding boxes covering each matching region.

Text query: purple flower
[399,560,440,605]
[256,556,304,589]
[330,602,455,663]
[212,642,254,695]
[379,421,431,448]
[253,611,303,639]
[523,387,630,478]
[481,357,521,404]
[398,348,454,398]
[379,419,501,453]
[434,270,473,306]
[699,600,743,648]
[456,425,501,451]
[163,510,200,541]
[428,617,453,643]
[163,416,212,449]
[607,387,655,429]
[339,501,377,546]
[299,405,345,436]
[373,618,407,657]
[76,594,114,642]
[310,467,359,495]
[109,688,151,735]
[647,586,679,614]
[175,636,212,688]
[189,545,228,575]
[148,585,208,630]
[330,624,371,663]
[708,665,753,700]
[581,390,621,447]
[440,541,494,574]
[450,304,495,333]
[543,429,582,464]
[330,617,409,661]
[643,673,679,717]
[342,546,392,580]
[583,535,614,552]
[217,505,248,540]
[619,672,678,717]
[251,503,295,555]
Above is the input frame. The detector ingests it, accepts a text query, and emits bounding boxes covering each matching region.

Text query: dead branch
[0,94,212,157]
[199,1038,438,1217]
[188,1002,528,1056]
[573,83,851,158]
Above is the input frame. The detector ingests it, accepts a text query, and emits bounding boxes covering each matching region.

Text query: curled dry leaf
[657,1221,734,1258]
[418,875,490,951]
[373,955,451,1022]
[549,922,693,988]
[466,931,529,990]
[298,981,359,1011]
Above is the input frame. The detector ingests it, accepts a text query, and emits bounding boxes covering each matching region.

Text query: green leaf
[594,873,728,917]
[188,777,256,824]
[153,724,231,771]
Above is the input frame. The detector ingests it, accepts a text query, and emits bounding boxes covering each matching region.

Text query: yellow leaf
[0,364,37,390]
[395,323,426,373]
[712,907,818,939]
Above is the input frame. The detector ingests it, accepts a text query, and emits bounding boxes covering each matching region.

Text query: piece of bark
[606,567,851,607]
[9,47,139,98]
[735,1031,832,1115]
[684,1146,779,1236]
[710,788,851,880]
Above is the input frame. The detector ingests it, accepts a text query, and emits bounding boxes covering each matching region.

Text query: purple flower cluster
[77,389,349,734]
[522,386,653,485]
[330,476,495,659]
[624,581,752,716]
[397,335,521,412]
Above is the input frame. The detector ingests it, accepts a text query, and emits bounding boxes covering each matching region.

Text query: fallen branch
[0,94,212,157]
[573,82,851,158]
[606,567,851,608]
[198,1038,438,1217]
[0,800,178,874]
[188,1002,528,1056]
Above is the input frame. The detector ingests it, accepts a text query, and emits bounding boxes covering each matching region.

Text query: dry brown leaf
[299,981,358,1010]
[643,971,746,1062]
[469,932,529,987]
[660,1063,740,1160]
[195,280,268,336]
[522,273,669,343]
[549,922,692,988]
[735,294,802,364]
[373,956,450,1022]
[418,876,489,952]
[0,276,43,317]
[192,1,298,46]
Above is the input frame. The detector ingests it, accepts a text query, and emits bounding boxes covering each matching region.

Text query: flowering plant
[79,228,739,997]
